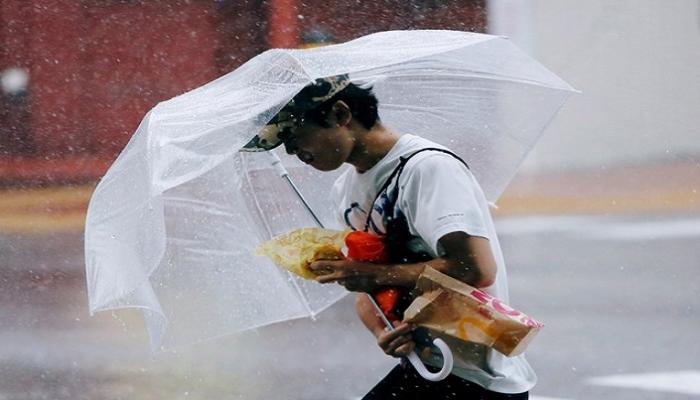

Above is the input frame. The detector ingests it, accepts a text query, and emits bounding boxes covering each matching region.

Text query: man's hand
[310,232,496,292]
[377,321,416,357]
[309,259,385,292]
[376,321,432,359]
[309,259,423,292]
[355,295,432,361]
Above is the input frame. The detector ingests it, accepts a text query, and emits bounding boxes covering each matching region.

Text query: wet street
[1,212,699,399]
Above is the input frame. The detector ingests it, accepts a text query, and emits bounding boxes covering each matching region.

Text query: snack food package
[255,227,347,279]
[404,267,543,357]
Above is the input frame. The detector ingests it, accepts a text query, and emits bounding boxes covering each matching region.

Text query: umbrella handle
[406,338,454,381]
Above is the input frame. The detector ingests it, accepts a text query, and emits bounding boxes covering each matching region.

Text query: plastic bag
[256,227,347,279]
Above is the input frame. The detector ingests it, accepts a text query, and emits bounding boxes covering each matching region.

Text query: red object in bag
[372,287,403,321]
[344,231,402,321]
[345,230,389,263]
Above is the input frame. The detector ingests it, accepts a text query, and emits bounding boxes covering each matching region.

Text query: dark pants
[362,363,528,400]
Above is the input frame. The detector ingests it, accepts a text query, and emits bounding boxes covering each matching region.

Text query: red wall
[0,0,485,185]
[9,0,224,158]
[297,0,487,43]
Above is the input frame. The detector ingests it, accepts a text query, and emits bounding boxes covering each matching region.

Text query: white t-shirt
[330,134,537,394]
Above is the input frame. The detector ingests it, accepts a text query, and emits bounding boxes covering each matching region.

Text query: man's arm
[355,293,417,357]
[435,231,496,287]
[355,293,388,338]
[311,231,496,290]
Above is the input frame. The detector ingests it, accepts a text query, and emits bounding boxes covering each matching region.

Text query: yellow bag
[255,227,348,279]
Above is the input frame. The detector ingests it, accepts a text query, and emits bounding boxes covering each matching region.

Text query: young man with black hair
[244,76,535,399]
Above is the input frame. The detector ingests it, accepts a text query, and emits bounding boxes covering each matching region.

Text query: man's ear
[329,100,352,127]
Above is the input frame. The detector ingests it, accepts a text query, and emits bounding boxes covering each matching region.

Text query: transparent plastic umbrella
[85,30,576,361]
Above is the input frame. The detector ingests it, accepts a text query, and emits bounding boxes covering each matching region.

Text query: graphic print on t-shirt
[343,194,389,235]
[342,190,399,234]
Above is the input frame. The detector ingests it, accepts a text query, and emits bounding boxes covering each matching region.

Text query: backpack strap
[362,147,469,232]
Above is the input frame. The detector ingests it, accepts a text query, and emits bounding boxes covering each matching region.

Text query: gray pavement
[1,212,699,399]
[500,213,700,399]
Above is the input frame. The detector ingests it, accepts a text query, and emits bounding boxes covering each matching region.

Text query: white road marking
[582,219,700,240]
[587,370,700,395]
[495,215,700,240]
[355,395,570,400]
[494,215,604,235]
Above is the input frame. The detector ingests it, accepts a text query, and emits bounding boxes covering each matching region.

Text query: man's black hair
[303,83,379,130]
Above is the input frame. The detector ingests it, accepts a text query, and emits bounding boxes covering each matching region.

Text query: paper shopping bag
[404,267,543,357]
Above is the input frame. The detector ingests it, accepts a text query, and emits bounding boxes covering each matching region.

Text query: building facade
[0,0,486,185]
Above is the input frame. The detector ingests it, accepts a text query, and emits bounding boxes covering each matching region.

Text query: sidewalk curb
[1,162,698,234]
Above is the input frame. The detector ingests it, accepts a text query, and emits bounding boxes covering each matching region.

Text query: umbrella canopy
[85,30,576,350]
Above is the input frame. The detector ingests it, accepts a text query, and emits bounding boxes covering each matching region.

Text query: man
[244,75,535,399]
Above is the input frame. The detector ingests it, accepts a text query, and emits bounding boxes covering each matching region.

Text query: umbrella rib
[241,153,319,318]
[282,175,324,227]
[241,159,275,240]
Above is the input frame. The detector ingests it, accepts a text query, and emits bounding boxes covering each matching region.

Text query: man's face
[282,120,355,171]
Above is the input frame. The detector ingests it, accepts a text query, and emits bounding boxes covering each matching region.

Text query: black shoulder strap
[363,147,469,232]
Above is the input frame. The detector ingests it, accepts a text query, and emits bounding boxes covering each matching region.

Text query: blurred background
[1,0,698,399]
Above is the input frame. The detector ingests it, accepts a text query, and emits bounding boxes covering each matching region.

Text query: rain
[1,1,699,400]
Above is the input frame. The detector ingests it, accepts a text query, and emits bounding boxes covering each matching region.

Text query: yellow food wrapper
[404,267,543,357]
[255,227,348,279]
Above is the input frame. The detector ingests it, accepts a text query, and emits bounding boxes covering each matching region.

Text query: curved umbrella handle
[358,292,454,382]
[406,338,453,381]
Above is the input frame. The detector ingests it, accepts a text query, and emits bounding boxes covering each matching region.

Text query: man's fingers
[378,323,412,341]
[311,266,334,276]
[420,346,432,360]
[312,267,360,281]
[308,260,335,272]
[309,260,376,275]
[393,341,415,357]
[385,336,414,356]
[314,273,343,283]
[309,259,351,272]
[375,322,418,357]
[391,320,404,329]
[377,323,413,347]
